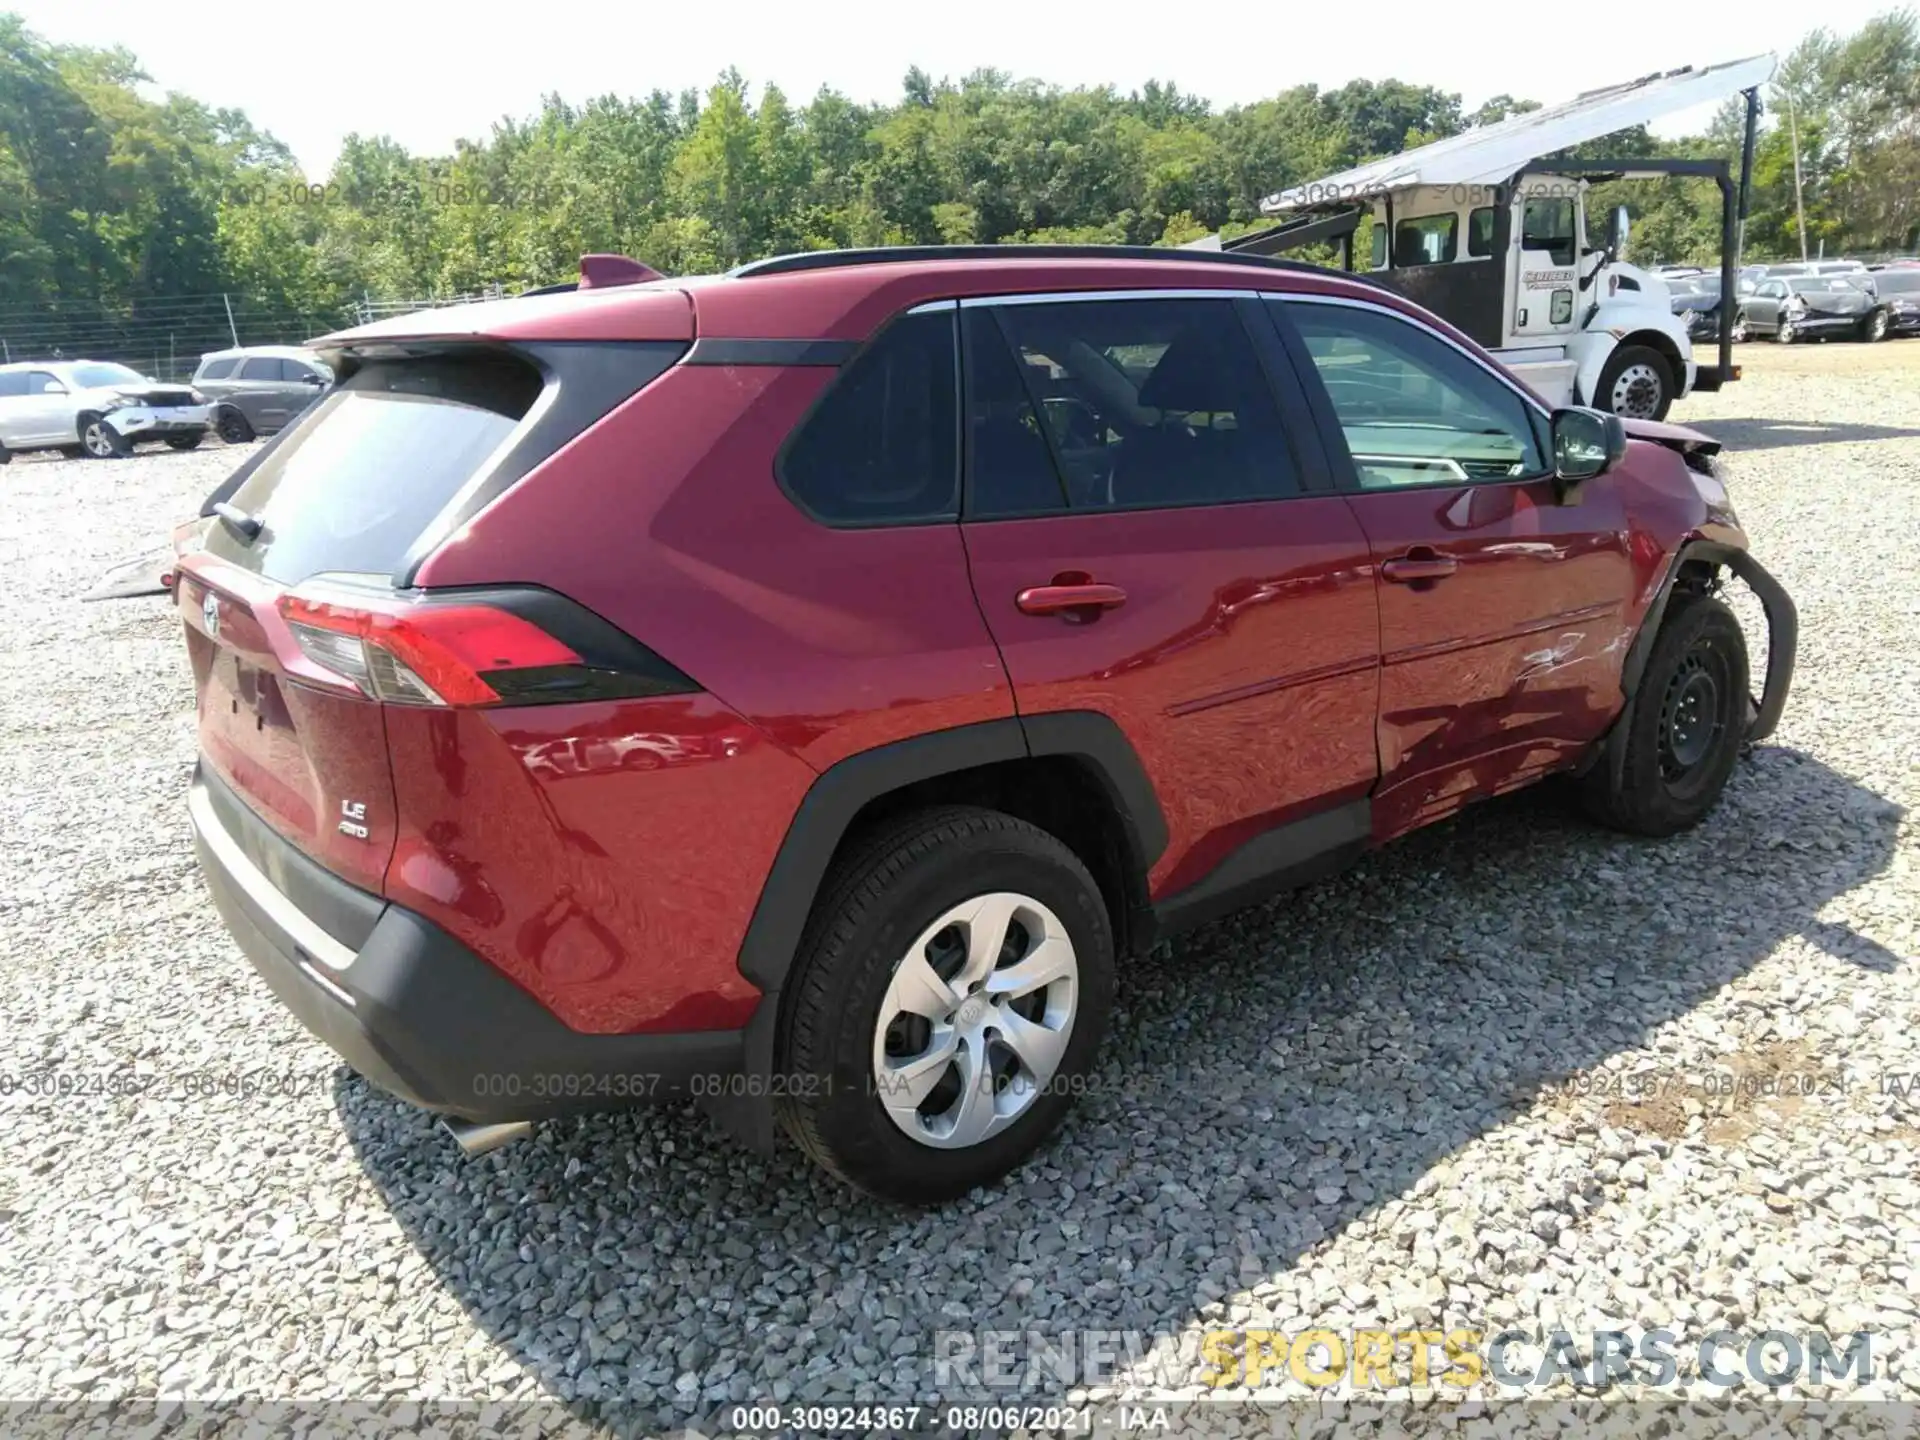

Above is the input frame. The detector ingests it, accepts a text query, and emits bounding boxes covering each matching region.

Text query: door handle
[1016,582,1128,618]
[1380,550,1458,584]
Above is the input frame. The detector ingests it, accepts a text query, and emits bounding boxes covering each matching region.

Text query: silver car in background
[192,345,333,443]
[0,361,212,461]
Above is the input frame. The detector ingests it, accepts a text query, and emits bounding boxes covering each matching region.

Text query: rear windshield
[204,351,543,584]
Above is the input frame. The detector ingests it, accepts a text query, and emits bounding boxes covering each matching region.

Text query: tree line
[1,8,1915,343]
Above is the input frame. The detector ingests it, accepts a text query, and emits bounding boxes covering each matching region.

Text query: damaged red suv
[180,246,1795,1203]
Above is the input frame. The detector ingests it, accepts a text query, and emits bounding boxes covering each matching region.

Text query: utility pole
[222,292,240,347]
[1785,87,1810,262]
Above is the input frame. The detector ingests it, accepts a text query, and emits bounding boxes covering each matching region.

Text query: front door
[1511,188,1582,340]
[1272,295,1634,840]
[956,293,1383,901]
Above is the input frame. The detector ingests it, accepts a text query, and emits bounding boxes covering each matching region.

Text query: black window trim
[956,287,1329,524]
[1268,293,1557,497]
[771,302,964,531]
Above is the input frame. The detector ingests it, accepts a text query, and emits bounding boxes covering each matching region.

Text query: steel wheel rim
[1610,363,1663,418]
[1658,648,1727,782]
[83,423,115,457]
[872,891,1078,1150]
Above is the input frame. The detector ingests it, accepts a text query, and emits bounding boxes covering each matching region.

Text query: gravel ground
[1,343,1917,1437]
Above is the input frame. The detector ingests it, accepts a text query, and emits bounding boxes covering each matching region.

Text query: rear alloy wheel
[778,806,1114,1204]
[79,417,128,459]
[1597,345,1673,422]
[1583,597,1750,837]
[215,409,255,444]
[1864,310,1890,343]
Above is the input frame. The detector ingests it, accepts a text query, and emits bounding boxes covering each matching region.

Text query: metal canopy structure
[1260,53,1777,214]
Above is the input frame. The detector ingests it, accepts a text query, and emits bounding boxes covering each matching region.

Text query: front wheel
[1730,313,1750,343]
[1777,317,1797,344]
[777,806,1114,1204]
[215,408,255,444]
[164,430,206,451]
[79,416,128,459]
[1582,597,1750,837]
[1596,345,1673,421]
[1863,310,1890,343]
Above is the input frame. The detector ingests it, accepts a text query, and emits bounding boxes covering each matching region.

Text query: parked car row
[0,345,330,463]
[1666,266,1920,346]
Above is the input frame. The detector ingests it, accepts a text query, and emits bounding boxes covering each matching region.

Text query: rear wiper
[212,502,263,542]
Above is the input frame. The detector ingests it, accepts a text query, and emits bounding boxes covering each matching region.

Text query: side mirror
[1610,205,1630,253]
[1551,406,1627,501]
[302,371,327,385]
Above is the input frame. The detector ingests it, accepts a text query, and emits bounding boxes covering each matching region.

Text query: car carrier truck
[1188,54,1776,420]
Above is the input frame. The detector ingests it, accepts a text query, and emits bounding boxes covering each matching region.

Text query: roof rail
[731,244,1384,285]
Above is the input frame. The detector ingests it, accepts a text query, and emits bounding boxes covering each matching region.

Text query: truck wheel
[1597,345,1672,421]
[78,415,129,459]
[1582,597,1750,837]
[777,805,1114,1205]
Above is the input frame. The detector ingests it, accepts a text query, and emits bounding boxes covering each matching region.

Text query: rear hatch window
[204,351,543,585]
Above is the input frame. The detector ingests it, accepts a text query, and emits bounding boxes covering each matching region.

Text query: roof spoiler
[578,254,663,289]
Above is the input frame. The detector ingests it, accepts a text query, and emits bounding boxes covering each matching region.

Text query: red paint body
[179,255,1742,1041]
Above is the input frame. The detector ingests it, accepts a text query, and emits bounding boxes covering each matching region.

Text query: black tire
[0,443,9,466]
[1595,344,1673,421]
[215,408,254,444]
[1583,597,1750,837]
[164,430,206,451]
[1776,317,1797,345]
[1863,310,1890,343]
[1730,313,1749,343]
[776,805,1115,1205]
[77,415,128,459]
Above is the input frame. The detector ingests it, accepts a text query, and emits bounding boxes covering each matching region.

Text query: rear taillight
[276,588,696,708]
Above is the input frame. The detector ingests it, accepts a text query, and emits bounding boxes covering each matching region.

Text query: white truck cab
[1208,53,1779,422]
[1368,177,1692,418]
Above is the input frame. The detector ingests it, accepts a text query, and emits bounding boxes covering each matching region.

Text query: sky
[14,0,1887,175]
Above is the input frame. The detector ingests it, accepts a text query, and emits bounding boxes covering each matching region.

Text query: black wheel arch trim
[1587,538,1797,785]
[709,710,1166,1152]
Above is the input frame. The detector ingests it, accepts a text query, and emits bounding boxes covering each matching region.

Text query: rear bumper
[188,765,742,1122]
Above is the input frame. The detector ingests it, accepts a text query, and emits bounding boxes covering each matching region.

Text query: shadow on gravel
[336,745,1902,1429]
[1692,416,1920,451]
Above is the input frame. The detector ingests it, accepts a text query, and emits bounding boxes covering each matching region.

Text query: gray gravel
[1,343,1917,1435]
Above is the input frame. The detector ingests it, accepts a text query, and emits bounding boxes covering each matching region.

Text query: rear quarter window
[778,309,958,525]
[197,358,237,381]
[204,351,544,584]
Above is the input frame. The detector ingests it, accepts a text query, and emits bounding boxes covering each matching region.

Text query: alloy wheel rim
[871,891,1078,1150]
[83,423,113,456]
[1611,363,1663,418]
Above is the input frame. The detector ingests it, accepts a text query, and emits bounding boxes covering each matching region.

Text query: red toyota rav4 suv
[179,246,1794,1203]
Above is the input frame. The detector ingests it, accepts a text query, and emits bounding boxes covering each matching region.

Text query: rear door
[957,292,1382,902]
[1271,295,1633,840]
[233,354,294,430]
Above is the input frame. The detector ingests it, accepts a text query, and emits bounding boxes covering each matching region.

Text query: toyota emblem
[202,589,220,638]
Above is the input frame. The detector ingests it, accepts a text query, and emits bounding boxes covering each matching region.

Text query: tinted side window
[1282,301,1545,488]
[239,356,281,380]
[198,358,237,380]
[1393,214,1457,267]
[1522,198,1576,266]
[980,297,1298,512]
[780,309,958,525]
[26,372,62,395]
[0,372,26,399]
[964,310,1067,518]
[1467,208,1496,258]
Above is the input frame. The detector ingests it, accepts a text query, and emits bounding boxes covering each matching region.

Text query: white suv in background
[0,361,211,461]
